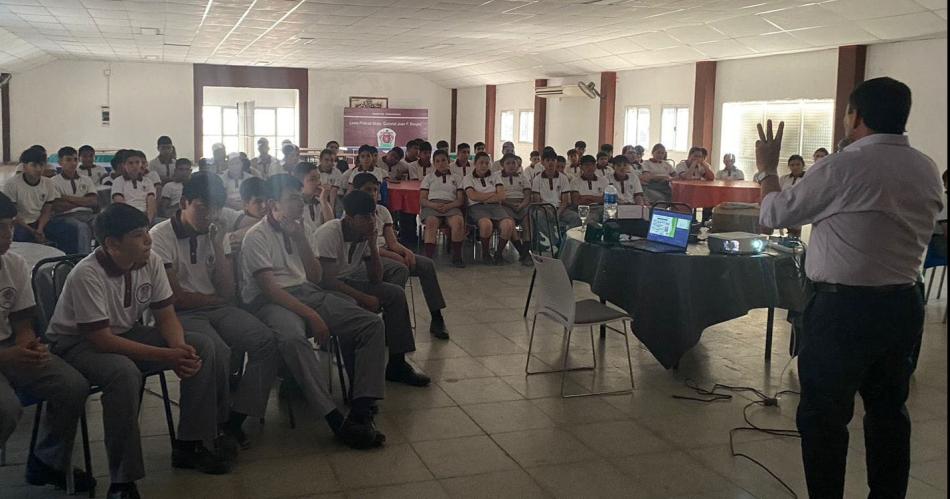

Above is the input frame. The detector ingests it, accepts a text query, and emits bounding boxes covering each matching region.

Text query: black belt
[813,282,917,295]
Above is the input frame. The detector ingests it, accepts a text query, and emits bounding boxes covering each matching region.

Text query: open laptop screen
[646,209,692,248]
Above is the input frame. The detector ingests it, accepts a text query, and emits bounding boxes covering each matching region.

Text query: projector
[708,232,769,255]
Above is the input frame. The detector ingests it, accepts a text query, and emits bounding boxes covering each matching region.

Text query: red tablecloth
[387,180,422,214]
[671,180,761,208]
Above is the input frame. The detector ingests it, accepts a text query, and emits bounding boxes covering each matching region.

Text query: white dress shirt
[760,134,943,286]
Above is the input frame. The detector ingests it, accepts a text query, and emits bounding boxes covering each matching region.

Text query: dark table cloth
[560,230,806,369]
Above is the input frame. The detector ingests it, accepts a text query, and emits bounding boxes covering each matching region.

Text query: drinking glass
[578,204,591,231]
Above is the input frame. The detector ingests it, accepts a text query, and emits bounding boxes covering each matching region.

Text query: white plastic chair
[524,253,636,398]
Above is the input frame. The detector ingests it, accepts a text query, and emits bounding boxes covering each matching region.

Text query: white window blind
[500,110,515,142]
[720,99,834,178]
[623,106,650,148]
[205,104,297,159]
[519,110,534,143]
[661,107,689,151]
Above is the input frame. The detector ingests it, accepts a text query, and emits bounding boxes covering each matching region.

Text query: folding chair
[923,235,947,304]
[524,253,635,398]
[523,203,561,317]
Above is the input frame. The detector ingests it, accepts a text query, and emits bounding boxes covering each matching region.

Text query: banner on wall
[343,108,428,149]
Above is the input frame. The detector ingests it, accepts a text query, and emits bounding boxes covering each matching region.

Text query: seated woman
[779,154,807,237]
[419,150,466,267]
[498,153,532,266]
[639,144,675,203]
[813,147,829,165]
[464,152,515,265]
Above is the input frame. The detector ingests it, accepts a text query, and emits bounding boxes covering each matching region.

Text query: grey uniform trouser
[178,305,280,419]
[380,256,446,314]
[0,346,89,472]
[56,212,96,255]
[53,326,222,483]
[341,265,416,355]
[252,283,386,417]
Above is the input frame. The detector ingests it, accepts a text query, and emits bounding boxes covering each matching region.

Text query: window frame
[518,109,534,144]
[623,105,651,148]
[660,105,690,152]
[499,110,516,143]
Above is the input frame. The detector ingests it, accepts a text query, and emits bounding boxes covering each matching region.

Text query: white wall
[866,37,948,173]
[203,86,298,108]
[10,60,194,158]
[614,64,696,163]
[456,86,485,149]
[308,71,452,148]
[494,81,535,158]
[544,75,599,155]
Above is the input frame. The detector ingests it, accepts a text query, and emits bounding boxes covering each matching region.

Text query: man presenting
[755,77,943,498]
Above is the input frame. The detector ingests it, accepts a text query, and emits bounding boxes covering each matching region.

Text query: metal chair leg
[523,269,536,318]
[926,267,936,303]
[80,408,94,498]
[158,372,176,445]
[589,326,597,368]
[526,318,595,376]
[28,401,43,457]
[332,336,350,405]
[938,266,946,300]
[559,327,574,398]
[562,320,636,399]
[408,277,416,330]
[623,320,636,390]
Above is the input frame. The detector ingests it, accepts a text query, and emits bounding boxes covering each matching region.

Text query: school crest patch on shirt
[0,287,16,310]
[135,283,152,304]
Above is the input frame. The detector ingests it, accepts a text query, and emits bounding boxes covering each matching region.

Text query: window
[203,104,297,159]
[623,106,650,148]
[519,110,534,143]
[500,110,515,142]
[661,106,690,152]
[254,107,297,159]
[719,99,834,177]
[202,105,239,158]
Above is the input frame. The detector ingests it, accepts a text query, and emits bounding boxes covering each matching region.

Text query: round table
[671,180,761,208]
[387,180,422,214]
[9,242,67,270]
[560,228,805,368]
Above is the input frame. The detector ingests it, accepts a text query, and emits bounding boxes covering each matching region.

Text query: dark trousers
[797,284,924,498]
[14,220,79,254]
[396,212,419,247]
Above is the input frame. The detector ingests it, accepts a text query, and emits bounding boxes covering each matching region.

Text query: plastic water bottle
[603,185,618,221]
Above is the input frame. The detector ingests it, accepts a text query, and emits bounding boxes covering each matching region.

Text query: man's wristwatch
[754,171,777,184]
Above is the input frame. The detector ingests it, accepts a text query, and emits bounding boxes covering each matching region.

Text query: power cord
[674,378,802,498]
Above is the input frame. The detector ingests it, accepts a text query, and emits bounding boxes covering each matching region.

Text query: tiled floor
[0,256,947,498]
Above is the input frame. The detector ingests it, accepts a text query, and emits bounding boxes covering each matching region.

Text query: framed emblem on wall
[349,96,389,108]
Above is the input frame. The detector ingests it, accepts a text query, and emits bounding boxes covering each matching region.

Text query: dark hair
[266,174,302,201]
[634,145,645,154]
[175,158,192,168]
[611,155,629,166]
[473,142,486,149]
[600,143,613,152]
[530,150,540,157]
[814,147,829,156]
[240,153,252,173]
[19,147,47,165]
[326,140,340,148]
[111,150,126,170]
[319,148,334,159]
[293,161,317,177]
[652,143,666,153]
[500,153,518,166]
[542,146,555,154]
[342,190,376,217]
[282,143,297,155]
[182,172,227,208]
[457,142,470,151]
[197,158,210,170]
[29,144,46,153]
[848,77,912,134]
[436,140,449,149]
[123,150,146,164]
[78,145,95,155]
[352,172,380,190]
[94,203,149,245]
[700,148,708,157]
[419,141,432,152]
[157,136,173,146]
[556,156,566,163]
[567,149,578,157]
[574,141,587,149]
[387,147,405,160]
[433,149,450,161]
[596,151,609,159]
[58,146,78,158]
[240,176,268,202]
[473,151,491,163]
[0,192,17,219]
[581,155,596,165]
[541,150,557,161]
[406,140,420,150]
[357,144,375,155]
[688,146,704,156]
[788,154,805,165]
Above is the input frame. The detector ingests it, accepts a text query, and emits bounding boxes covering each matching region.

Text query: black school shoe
[385,360,431,387]
[215,432,241,460]
[172,441,232,475]
[25,454,97,493]
[451,257,466,268]
[337,415,386,450]
[429,317,450,340]
[107,483,141,499]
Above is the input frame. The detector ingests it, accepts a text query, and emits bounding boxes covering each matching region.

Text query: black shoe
[519,252,533,267]
[452,258,466,268]
[172,442,232,475]
[429,317,450,340]
[25,454,97,493]
[223,424,251,451]
[215,432,242,460]
[386,361,431,387]
[107,483,140,499]
[482,254,494,265]
[337,415,386,450]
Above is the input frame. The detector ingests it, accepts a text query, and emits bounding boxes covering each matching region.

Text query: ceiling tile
[858,11,947,39]
[820,0,927,21]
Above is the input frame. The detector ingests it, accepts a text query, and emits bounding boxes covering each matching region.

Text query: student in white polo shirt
[675,147,715,181]
[219,152,255,211]
[571,155,610,223]
[111,150,157,224]
[47,203,233,499]
[594,152,615,178]
[566,149,582,179]
[149,136,177,184]
[0,193,96,494]
[345,145,390,189]
[293,161,335,233]
[251,138,277,179]
[160,158,193,219]
[77,145,108,185]
[465,152,516,265]
[524,150,541,179]
[315,148,344,216]
[491,142,514,172]
[498,153,533,266]
[419,151,466,267]
[414,141,435,179]
[378,146,404,174]
[353,173,452,339]
[240,175,388,449]
[640,143,676,203]
[313,190,429,388]
[391,140,421,181]
[717,154,745,180]
[531,149,580,229]
[451,143,473,178]
[3,147,80,254]
[51,146,98,254]
[609,155,645,205]
[150,173,280,451]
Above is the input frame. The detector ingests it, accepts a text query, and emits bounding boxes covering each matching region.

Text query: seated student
[778,155,807,237]
[473,142,487,156]
[150,173,279,450]
[556,155,570,180]
[391,140,421,181]
[419,152,466,267]
[346,145,391,190]
[0,193,96,494]
[160,158,193,219]
[241,175,388,448]
[353,173,452,339]
[675,147,715,180]
[323,141,348,173]
[640,143,675,203]
[220,152,255,211]
[594,152,614,178]
[566,149,582,178]
[111,150,157,223]
[14,145,57,177]
[415,141,435,178]
[524,150,542,179]
[51,146,98,254]
[251,138,277,178]
[435,140,450,153]
[293,161,335,233]
[47,204,234,499]
[101,151,125,187]
[281,143,300,174]
[621,145,638,167]
[222,177,268,252]
[142,161,164,203]
[574,140,587,157]
[497,153,533,266]
[571,155,610,223]
[150,136,177,183]
[78,145,108,184]
[314,149,343,214]
[609,156,645,205]
[531,149,580,229]
[717,154,745,180]
[492,142,514,172]
[239,152,262,178]
[451,143,473,178]
[378,146,403,173]
[3,147,79,254]
[465,152,516,265]
[600,143,614,157]
[813,147,829,165]
[312,190,430,386]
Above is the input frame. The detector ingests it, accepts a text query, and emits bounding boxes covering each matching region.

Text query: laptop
[624,208,692,254]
